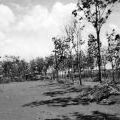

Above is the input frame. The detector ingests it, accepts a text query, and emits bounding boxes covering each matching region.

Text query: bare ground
[0,80,120,120]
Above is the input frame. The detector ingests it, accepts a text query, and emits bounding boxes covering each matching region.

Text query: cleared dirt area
[0,80,120,120]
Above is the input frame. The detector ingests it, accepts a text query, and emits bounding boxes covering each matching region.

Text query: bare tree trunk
[115,60,118,83]
[103,65,107,79]
[56,68,59,81]
[55,50,59,81]
[77,51,82,85]
[91,68,93,79]
[95,0,102,83]
[96,30,102,83]
[70,53,74,83]
[76,35,82,85]
[78,64,82,85]
[112,62,115,83]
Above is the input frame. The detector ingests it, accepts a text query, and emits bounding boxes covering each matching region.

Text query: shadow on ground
[45,111,120,120]
[43,90,67,97]
[43,86,92,97]
[22,96,90,108]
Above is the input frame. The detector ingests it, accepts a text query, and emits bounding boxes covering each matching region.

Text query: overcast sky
[0,0,120,61]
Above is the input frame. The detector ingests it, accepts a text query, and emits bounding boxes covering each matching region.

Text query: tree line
[0,0,120,85]
[0,55,54,83]
[52,0,120,85]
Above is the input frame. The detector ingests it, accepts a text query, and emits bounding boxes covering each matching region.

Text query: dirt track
[0,81,120,120]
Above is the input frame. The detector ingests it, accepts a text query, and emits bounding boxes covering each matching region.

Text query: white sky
[0,0,120,61]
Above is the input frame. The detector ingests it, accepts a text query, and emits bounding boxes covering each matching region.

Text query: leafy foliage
[73,0,119,82]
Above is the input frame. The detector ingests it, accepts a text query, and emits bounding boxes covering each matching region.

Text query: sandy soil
[0,80,120,120]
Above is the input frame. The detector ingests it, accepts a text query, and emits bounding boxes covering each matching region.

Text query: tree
[73,0,119,82]
[17,60,29,80]
[101,47,108,78]
[43,55,54,76]
[52,37,69,81]
[2,56,29,82]
[30,57,45,75]
[106,29,120,82]
[74,50,87,75]
[87,34,98,78]
[64,19,85,85]
[64,21,76,82]
[2,60,13,80]
[87,34,98,66]
[35,57,45,74]
[30,59,37,75]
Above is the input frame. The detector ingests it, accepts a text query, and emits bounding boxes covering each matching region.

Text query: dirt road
[0,81,120,120]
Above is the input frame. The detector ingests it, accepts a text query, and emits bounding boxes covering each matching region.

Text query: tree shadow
[45,111,120,120]
[43,90,67,97]
[67,86,92,93]
[37,82,59,88]
[43,86,92,97]
[72,111,120,120]
[22,96,90,108]
[109,95,120,104]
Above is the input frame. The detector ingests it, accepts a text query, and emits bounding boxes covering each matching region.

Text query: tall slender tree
[52,37,69,81]
[101,47,108,78]
[106,29,120,82]
[73,0,119,82]
[87,34,98,78]
[64,19,84,85]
